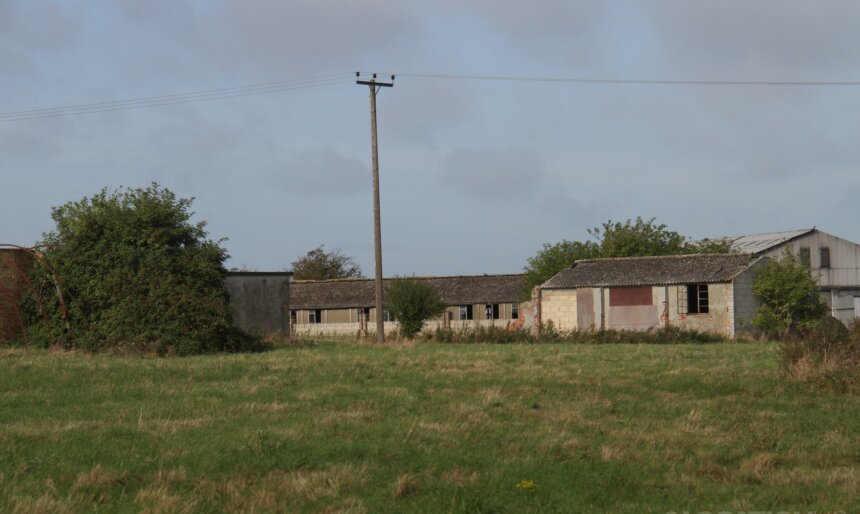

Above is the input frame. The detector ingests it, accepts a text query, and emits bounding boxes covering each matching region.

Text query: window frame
[686,284,709,315]
[458,305,473,320]
[799,247,811,268]
[820,247,831,268]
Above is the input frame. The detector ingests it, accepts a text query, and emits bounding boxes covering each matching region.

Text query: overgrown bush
[753,248,827,338]
[385,277,445,339]
[779,321,860,392]
[23,184,259,355]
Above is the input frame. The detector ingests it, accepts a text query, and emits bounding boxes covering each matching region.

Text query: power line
[392,72,860,87]
[5,70,859,123]
[0,73,354,122]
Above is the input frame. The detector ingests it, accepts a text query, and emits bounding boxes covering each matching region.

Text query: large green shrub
[24,184,256,355]
[752,248,826,339]
[384,278,445,339]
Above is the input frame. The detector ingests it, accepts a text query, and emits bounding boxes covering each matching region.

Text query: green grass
[1,342,858,513]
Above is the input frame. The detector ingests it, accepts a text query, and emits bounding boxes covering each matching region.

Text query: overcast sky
[3,1,859,275]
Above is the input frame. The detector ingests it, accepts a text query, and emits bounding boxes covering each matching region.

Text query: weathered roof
[290,274,525,309]
[730,228,814,255]
[541,253,758,289]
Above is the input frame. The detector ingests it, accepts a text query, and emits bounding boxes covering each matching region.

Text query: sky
[2,1,860,276]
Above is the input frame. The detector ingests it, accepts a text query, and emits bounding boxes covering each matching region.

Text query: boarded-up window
[609,287,652,307]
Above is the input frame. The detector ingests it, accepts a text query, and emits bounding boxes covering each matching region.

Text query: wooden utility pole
[356,72,394,344]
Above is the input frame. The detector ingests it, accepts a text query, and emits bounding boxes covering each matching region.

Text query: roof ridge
[575,252,751,264]
[731,228,814,239]
[292,273,525,284]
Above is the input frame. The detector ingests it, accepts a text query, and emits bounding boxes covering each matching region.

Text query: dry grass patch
[441,468,479,487]
[826,466,860,489]
[739,453,775,481]
[480,386,504,405]
[73,465,124,490]
[392,473,421,499]
[600,445,623,462]
[211,465,366,513]
[319,497,367,514]
[135,485,195,514]
[10,493,74,514]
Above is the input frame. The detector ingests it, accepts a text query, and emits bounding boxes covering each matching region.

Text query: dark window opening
[309,309,322,324]
[485,303,500,320]
[290,310,297,325]
[459,305,473,320]
[686,284,709,314]
[799,247,811,268]
[820,247,830,268]
[511,303,519,320]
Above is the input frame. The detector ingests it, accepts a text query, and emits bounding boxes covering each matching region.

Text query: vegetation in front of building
[752,247,827,339]
[424,324,727,344]
[21,184,257,355]
[1,343,856,512]
[521,217,732,300]
[384,277,446,339]
[750,248,858,391]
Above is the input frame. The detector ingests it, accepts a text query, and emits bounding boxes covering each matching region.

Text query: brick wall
[0,249,30,342]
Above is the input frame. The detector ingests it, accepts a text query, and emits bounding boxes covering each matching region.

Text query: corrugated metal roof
[291,274,525,309]
[541,253,757,289]
[730,228,814,254]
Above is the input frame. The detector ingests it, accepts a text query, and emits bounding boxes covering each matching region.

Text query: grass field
[1,342,858,513]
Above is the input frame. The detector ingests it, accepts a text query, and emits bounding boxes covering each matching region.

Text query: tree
[588,217,690,257]
[291,246,362,280]
[385,278,445,339]
[752,248,826,339]
[521,217,732,299]
[25,184,254,355]
[521,240,600,300]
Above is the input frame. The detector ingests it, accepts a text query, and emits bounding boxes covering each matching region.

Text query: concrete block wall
[665,283,734,337]
[292,318,525,338]
[540,289,578,331]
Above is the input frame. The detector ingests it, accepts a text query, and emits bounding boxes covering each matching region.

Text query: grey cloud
[108,0,424,76]
[644,1,860,75]
[273,146,368,196]
[441,147,544,201]
[440,1,605,41]
[0,2,79,51]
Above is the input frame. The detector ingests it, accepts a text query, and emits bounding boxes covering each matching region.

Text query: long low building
[538,253,766,337]
[290,274,528,336]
